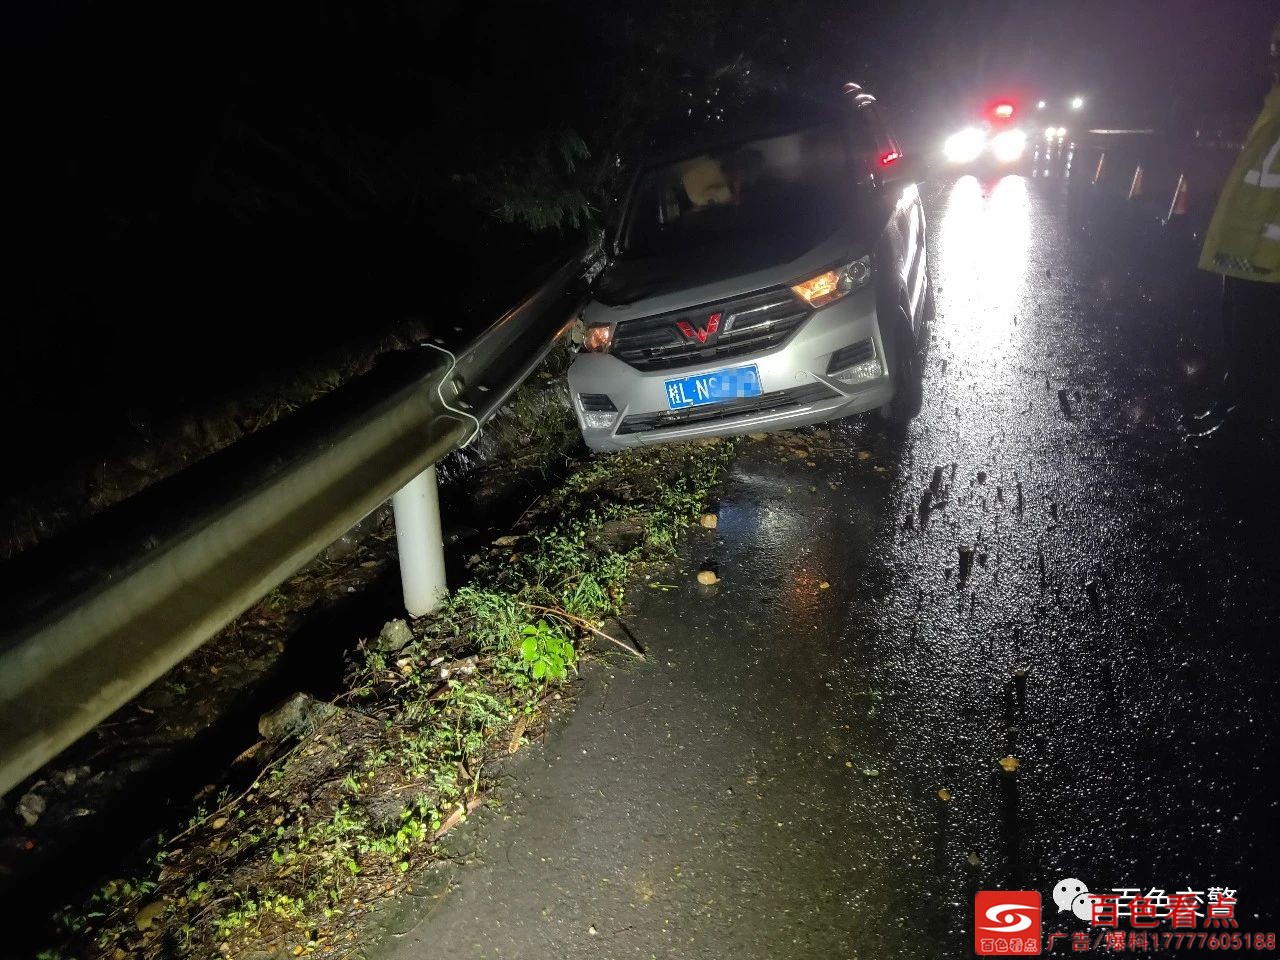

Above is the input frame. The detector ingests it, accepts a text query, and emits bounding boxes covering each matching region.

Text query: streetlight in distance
[1070,95,1085,110]
[1037,100,1046,109]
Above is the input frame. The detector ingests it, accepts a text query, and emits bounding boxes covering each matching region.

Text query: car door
[857,102,927,329]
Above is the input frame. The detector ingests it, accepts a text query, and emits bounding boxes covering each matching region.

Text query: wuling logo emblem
[675,312,721,345]
[975,890,1041,955]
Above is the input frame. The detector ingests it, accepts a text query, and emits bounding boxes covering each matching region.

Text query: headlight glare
[991,128,1027,163]
[944,127,985,163]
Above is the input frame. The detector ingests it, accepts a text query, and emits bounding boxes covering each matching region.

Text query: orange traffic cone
[1093,152,1106,185]
[1128,165,1144,199]
[1167,174,1189,219]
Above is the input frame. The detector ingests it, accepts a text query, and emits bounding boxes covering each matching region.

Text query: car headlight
[944,127,985,163]
[991,129,1027,162]
[581,322,615,353]
[790,256,872,308]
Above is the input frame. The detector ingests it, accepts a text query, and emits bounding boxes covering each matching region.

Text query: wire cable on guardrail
[419,341,483,448]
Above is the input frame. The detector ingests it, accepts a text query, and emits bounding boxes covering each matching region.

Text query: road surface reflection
[936,175,1032,363]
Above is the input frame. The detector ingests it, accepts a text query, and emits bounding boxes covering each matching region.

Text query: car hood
[583,220,872,325]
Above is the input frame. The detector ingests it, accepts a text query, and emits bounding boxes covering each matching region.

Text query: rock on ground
[257,692,339,742]
[374,618,414,652]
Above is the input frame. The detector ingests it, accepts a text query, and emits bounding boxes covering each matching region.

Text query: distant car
[942,100,1032,169]
[567,84,931,452]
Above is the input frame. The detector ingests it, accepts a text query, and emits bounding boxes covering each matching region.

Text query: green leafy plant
[519,619,576,681]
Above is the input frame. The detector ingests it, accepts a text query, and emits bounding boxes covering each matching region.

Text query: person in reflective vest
[1191,17,1280,442]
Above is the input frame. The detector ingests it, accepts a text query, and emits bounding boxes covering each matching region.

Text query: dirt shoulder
[32,431,738,960]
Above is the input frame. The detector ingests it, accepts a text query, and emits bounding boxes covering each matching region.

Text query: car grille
[610,288,812,371]
[616,382,837,435]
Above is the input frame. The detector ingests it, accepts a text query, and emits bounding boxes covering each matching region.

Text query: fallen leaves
[430,796,483,841]
[508,716,528,755]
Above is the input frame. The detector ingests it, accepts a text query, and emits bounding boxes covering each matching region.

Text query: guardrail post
[392,465,447,616]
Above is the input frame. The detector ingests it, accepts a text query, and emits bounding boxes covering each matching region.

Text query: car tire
[879,300,923,426]
[920,273,936,338]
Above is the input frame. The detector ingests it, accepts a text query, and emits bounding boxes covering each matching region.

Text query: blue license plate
[663,364,763,410]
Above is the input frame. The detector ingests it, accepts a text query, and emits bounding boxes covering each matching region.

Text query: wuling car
[567,84,932,452]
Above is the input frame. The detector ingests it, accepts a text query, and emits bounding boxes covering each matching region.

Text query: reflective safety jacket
[1200,84,1280,282]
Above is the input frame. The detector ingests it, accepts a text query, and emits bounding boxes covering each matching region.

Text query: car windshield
[620,121,857,260]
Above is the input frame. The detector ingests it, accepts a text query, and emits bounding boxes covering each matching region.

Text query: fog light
[578,392,617,430]
[827,338,882,384]
[834,357,883,384]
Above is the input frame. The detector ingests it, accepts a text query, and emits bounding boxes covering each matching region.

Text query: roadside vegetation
[41,437,737,960]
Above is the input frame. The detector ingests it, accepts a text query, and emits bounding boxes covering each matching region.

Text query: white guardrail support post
[391,465,447,616]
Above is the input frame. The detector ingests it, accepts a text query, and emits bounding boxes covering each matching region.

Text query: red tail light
[994,102,1014,119]
[880,150,901,166]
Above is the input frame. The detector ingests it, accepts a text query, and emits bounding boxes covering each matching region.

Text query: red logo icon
[975,890,1041,955]
[676,312,721,344]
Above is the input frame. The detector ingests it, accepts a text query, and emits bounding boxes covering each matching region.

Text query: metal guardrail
[0,247,595,797]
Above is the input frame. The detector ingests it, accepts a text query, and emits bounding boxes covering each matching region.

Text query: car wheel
[880,301,923,426]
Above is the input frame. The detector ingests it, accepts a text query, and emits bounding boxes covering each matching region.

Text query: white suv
[568,84,931,451]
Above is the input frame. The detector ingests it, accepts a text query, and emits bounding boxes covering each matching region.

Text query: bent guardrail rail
[0,247,594,797]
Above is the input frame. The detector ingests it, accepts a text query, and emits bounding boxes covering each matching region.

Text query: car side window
[862,105,900,158]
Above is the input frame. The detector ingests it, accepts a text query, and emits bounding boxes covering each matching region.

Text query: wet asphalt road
[376,156,1280,958]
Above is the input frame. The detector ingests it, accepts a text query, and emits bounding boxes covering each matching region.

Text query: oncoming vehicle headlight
[790,256,872,308]
[992,128,1027,163]
[944,127,985,163]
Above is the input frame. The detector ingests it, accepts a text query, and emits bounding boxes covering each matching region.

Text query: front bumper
[567,286,893,452]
